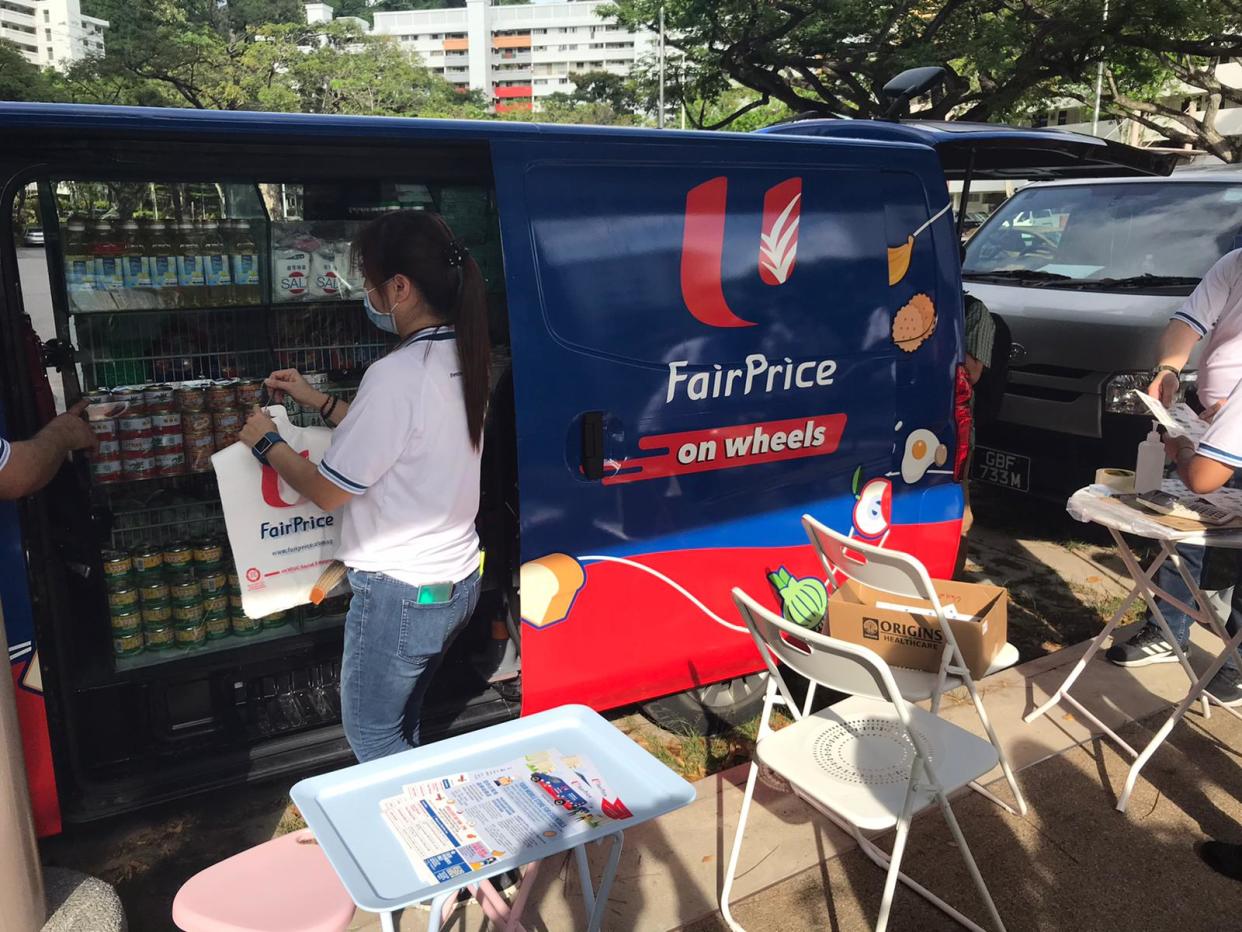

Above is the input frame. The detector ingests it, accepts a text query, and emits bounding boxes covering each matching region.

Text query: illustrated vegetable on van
[768,567,828,629]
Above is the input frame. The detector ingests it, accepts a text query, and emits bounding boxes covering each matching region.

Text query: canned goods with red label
[96,438,120,456]
[89,418,119,440]
[155,451,185,476]
[151,411,182,431]
[110,387,146,413]
[214,431,239,449]
[153,434,183,452]
[143,385,176,411]
[119,414,153,434]
[120,434,154,454]
[121,453,156,479]
[91,457,123,484]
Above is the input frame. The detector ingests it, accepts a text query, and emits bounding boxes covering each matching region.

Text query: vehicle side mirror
[881,66,947,119]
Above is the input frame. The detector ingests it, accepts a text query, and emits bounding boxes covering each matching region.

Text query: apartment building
[368,0,657,113]
[0,0,107,70]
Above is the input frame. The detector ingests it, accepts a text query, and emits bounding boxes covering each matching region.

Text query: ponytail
[453,253,490,450]
[352,210,492,449]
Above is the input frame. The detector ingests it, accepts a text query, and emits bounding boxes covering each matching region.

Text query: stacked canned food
[86,379,260,483]
[105,537,238,657]
[226,565,289,635]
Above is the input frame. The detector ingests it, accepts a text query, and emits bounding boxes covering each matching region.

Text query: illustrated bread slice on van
[520,554,586,628]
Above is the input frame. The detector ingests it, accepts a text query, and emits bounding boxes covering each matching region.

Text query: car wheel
[640,673,768,735]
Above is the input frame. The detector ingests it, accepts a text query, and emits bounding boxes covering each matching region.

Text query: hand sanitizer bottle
[1135,421,1165,494]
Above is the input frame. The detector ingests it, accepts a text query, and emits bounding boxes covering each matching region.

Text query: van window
[963,182,1242,289]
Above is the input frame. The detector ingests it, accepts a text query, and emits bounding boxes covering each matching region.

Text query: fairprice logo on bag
[260,514,334,540]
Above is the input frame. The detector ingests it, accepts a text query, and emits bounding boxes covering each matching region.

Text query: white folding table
[1024,480,1242,812]
[291,704,695,932]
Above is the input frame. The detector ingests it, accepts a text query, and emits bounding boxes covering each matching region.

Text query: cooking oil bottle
[175,219,204,309]
[63,216,94,309]
[147,220,177,303]
[227,219,261,304]
[201,220,234,305]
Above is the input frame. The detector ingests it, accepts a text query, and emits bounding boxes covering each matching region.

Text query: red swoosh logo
[680,177,756,328]
[260,449,310,508]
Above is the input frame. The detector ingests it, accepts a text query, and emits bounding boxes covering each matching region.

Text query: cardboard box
[826,578,1007,679]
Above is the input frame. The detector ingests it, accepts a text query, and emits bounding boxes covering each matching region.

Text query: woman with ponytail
[239,210,490,762]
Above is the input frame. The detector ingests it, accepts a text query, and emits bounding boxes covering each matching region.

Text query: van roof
[0,101,936,155]
[759,118,1179,179]
[1020,168,1242,189]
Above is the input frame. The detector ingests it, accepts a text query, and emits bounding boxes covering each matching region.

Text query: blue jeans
[340,567,480,762]
[1146,543,1241,670]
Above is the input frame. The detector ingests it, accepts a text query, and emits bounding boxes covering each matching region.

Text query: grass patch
[618,709,794,783]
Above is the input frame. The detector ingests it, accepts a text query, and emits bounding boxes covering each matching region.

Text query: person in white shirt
[1107,250,1242,704]
[239,211,490,762]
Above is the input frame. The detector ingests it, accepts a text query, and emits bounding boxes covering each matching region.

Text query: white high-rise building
[0,0,107,70]
[369,0,657,113]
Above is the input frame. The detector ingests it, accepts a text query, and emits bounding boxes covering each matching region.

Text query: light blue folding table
[291,704,696,931]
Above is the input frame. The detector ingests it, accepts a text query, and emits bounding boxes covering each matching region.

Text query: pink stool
[173,830,356,932]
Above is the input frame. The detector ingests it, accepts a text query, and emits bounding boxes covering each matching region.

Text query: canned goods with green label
[112,632,144,657]
[172,601,203,624]
[231,613,261,636]
[105,571,136,593]
[131,545,163,574]
[144,624,174,651]
[171,580,201,602]
[174,623,207,648]
[227,571,241,589]
[102,550,133,578]
[193,539,224,566]
[140,581,170,604]
[163,543,194,569]
[199,572,226,595]
[261,611,288,629]
[203,593,229,615]
[110,608,141,635]
[108,587,140,612]
[142,601,172,626]
[204,612,231,639]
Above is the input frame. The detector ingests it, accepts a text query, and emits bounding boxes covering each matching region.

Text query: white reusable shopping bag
[212,405,341,619]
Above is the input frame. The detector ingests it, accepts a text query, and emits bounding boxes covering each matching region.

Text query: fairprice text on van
[666,355,837,404]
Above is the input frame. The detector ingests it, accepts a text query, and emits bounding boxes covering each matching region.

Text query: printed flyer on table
[380,749,632,886]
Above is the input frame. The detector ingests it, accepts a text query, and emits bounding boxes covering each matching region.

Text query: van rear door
[494,132,964,715]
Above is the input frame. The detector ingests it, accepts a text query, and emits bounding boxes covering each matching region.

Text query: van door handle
[581,411,604,480]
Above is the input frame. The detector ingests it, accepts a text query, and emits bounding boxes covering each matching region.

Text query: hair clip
[446,239,469,268]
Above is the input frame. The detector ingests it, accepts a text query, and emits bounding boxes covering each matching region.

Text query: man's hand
[1148,369,1179,407]
[239,406,277,449]
[46,399,97,454]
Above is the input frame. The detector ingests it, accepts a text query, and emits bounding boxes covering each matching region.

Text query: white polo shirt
[1199,378,1242,470]
[317,326,482,586]
[1172,250,1242,406]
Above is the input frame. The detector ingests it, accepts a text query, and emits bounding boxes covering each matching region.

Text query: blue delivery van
[0,104,1170,830]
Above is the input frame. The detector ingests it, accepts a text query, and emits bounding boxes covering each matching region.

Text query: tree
[225,0,305,34]
[606,0,1126,128]
[1083,0,1242,162]
[0,41,63,103]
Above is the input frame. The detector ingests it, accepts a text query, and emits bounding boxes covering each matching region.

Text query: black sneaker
[1199,840,1242,881]
[1206,666,1242,707]
[1105,625,1184,667]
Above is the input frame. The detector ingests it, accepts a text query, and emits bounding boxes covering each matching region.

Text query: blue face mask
[363,282,399,335]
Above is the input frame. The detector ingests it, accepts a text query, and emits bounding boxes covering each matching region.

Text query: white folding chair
[802,514,1028,817]
[721,589,1007,932]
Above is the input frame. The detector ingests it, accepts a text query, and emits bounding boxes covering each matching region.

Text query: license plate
[972,446,1031,492]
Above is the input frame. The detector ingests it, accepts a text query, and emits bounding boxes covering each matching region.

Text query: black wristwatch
[251,431,286,466]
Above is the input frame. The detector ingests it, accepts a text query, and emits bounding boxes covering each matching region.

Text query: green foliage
[605,0,1193,127]
[0,41,63,103]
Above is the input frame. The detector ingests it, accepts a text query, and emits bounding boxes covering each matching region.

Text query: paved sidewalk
[347,616,1242,930]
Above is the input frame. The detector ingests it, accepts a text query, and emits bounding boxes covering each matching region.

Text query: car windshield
[963,181,1242,290]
